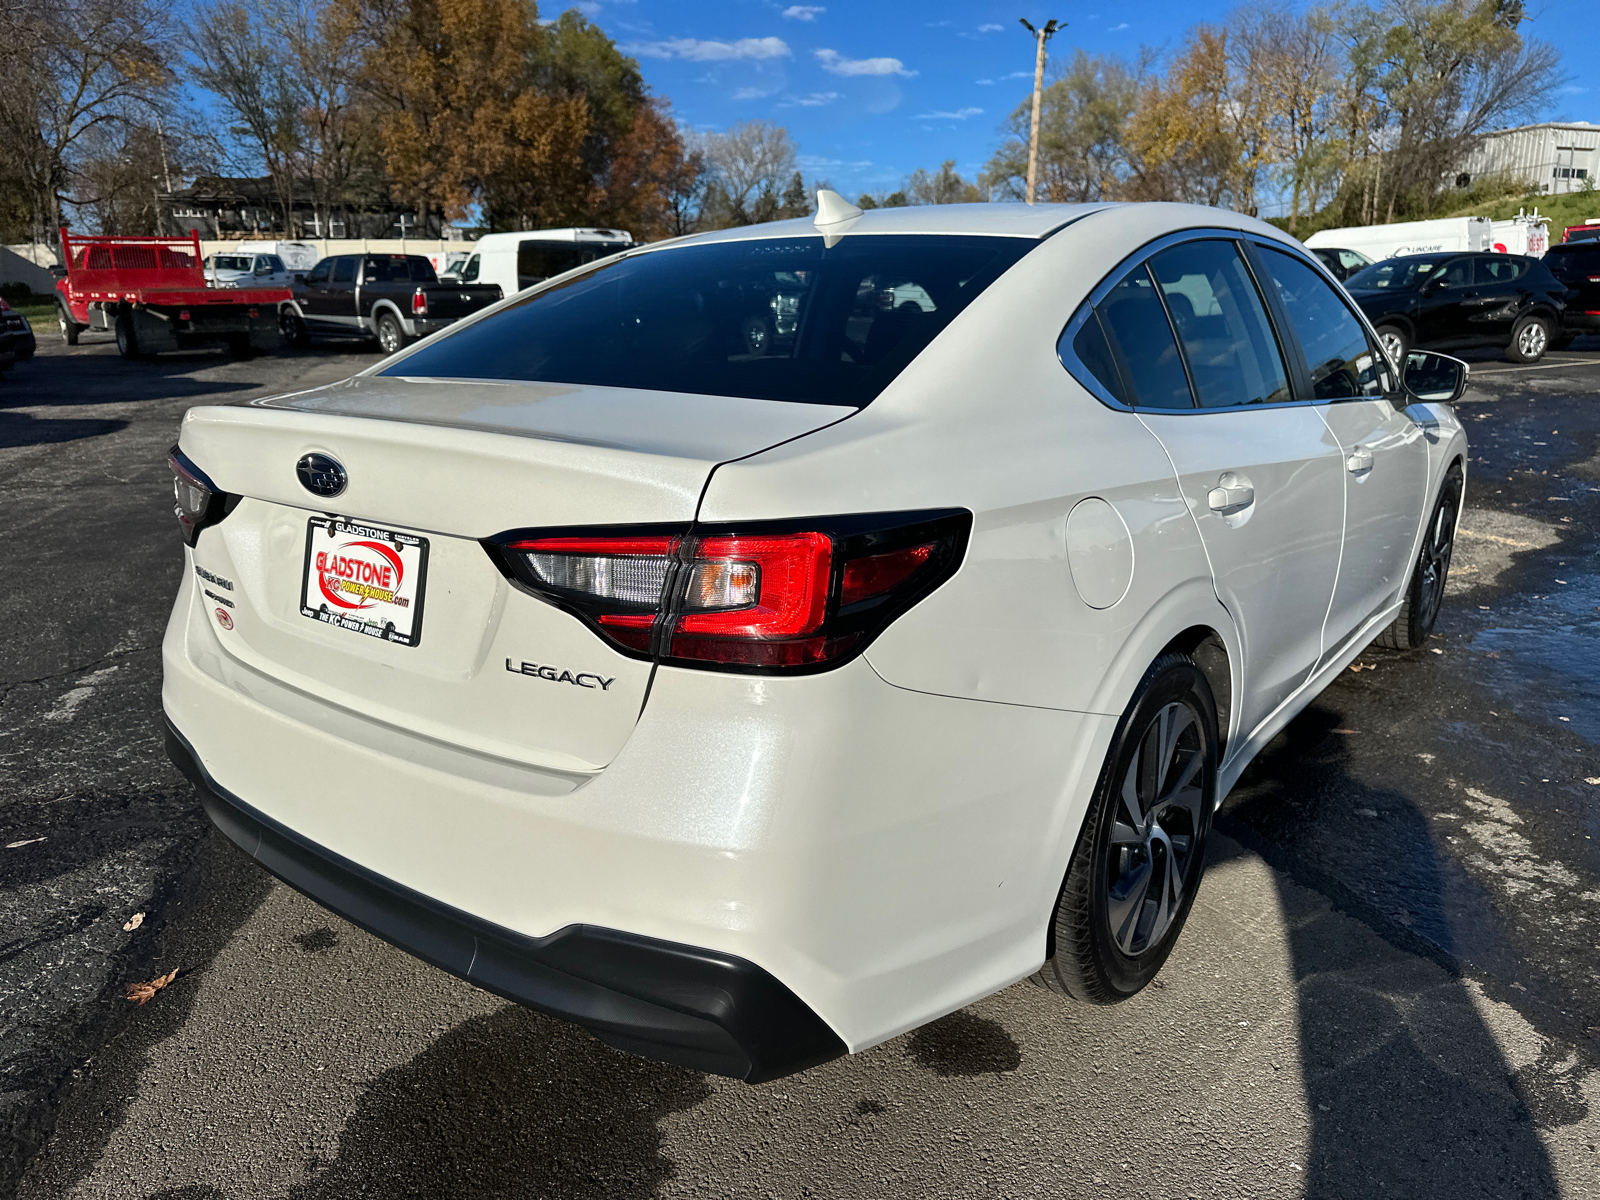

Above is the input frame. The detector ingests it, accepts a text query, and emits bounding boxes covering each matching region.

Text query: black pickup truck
[278,253,502,354]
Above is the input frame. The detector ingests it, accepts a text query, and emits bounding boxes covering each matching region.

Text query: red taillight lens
[167,445,230,547]
[487,511,970,674]
[412,289,428,315]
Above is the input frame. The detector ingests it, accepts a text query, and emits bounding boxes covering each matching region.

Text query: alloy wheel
[1416,482,1460,631]
[1105,701,1205,957]
[379,321,400,353]
[1379,330,1406,366]
[1518,320,1547,360]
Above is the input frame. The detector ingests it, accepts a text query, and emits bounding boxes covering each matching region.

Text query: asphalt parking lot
[2,327,1598,1199]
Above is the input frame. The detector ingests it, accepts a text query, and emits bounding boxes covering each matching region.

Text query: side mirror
[1401,351,1467,404]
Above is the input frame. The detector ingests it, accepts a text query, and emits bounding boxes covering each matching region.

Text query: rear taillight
[412,289,428,315]
[167,446,232,547]
[486,511,971,674]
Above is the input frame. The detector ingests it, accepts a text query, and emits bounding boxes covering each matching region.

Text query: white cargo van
[454,228,634,296]
[231,240,321,273]
[1306,217,1492,261]
[1489,210,1550,258]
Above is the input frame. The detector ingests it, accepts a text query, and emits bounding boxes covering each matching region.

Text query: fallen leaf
[126,968,179,1006]
[1585,778,1600,786]
[5,837,46,849]
[1348,662,1376,672]
[123,912,144,932]
[1430,647,1444,655]
[1332,728,1360,735]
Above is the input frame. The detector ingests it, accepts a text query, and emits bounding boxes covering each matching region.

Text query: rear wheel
[1033,652,1218,1004]
[741,316,771,356]
[1376,465,1463,651]
[375,311,406,355]
[1374,323,1409,370]
[1506,314,1550,363]
[114,312,144,360]
[58,302,81,346]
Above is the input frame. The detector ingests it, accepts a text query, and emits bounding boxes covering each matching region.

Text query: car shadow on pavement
[1218,700,1567,1199]
[0,348,262,412]
[0,411,128,449]
[284,1007,712,1200]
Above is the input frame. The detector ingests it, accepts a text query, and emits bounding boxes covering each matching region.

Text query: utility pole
[1018,18,1060,204]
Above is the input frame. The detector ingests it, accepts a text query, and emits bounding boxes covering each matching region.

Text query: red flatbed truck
[55,228,290,359]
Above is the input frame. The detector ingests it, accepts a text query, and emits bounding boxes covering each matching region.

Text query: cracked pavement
[1,331,1598,1198]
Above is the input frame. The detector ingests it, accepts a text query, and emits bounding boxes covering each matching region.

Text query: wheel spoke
[1114,765,1144,843]
[1107,860,1152,953]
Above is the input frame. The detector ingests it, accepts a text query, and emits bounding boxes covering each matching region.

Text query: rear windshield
[381,234,1035,405]
[1346,256,1450,290]
[1546,243,1600,268]
[364,255,436,283]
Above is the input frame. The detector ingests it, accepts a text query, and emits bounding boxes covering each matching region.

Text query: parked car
[1343,251,1568,363]
[454,228,634,296]
[1311,246,1373,281]
[0,296,36,371]
[205,251,295,290]
[164,197,1468,1083]
[278,253,503,354]
[1543,239,1600,346]
[56,228,288,359]
[1561,220,1600,245]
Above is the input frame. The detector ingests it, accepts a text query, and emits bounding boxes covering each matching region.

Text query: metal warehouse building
[1456,121,1599,195]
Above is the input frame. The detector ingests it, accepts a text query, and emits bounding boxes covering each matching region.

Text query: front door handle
[1207,473,1255,513]
[1346,447,1375,474]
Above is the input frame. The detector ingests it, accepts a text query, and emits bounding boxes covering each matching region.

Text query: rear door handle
[1346,447,1375,474]
[1207,474,1255,513]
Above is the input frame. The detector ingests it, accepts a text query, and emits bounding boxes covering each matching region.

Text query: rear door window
[331,257,356,284]
[1474,255,1524,283]
[383,235,1033,406]
[1148,241,1291,409]
[1256,247,1387,400]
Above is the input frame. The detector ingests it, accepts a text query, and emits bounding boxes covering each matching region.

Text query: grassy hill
[1433,187,1600,234]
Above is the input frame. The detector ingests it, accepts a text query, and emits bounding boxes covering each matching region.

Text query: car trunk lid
[178,378,853,772]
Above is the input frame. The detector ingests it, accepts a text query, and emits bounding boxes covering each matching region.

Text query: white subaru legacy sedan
[163,197,1468,1082]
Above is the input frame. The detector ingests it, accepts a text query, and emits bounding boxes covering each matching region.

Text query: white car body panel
[163,200,1469,1076]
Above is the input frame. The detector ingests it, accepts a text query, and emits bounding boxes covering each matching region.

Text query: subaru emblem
[296,452,347,498]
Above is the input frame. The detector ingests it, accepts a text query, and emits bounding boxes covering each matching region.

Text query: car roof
[676,201,1118,245]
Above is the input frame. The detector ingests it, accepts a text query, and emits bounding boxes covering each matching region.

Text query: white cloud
[977,23,1003,32]
[574,0,602,14]
[815,48,916,77]
[976,78,994,85]
[784,91,842,106]
[623,36,791,61]
[1003,69,1032,79]
[913,107,983,120]
[783,4,824,19]
[1108,22,1129,31]
[799,155,873,169]
[733,86,778,100]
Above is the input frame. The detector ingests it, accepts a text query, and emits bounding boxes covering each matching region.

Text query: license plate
[299,517,429,647]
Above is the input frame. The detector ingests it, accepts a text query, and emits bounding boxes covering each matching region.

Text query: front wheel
[1033,652,1218,1004]
[279,307,309,348]
[1507,314,1550,363]
[1376,465,1463,651]
[375,311,407,355]
[1374,323,1410,371]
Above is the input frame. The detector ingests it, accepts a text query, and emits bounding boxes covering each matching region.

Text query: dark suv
[1543,241,1600,346]
[1344,252,1568,364]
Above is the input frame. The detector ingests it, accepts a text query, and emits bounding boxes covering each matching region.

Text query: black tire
[279,307,309,348]
[1375,465,1463,651]
[114,312,144,360]
[1374,323,1410,371]
[1033,651,1219,1004]
[1506,314,1551,363]
[375,311,407,356]
[58,302,81,346]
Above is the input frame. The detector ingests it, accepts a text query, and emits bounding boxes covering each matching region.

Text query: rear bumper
[404,316,454,337]
[1562,311,1600,333]
[165,718,846,1082]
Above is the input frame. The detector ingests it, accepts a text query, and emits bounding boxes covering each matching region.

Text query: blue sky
[578,0,1599,213]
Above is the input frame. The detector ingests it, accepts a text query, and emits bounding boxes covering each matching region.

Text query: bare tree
[702,120,797,226]
[984,50,1138,202]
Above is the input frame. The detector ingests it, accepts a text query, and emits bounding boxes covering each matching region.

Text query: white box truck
[232,240,322,273]
[1306,217,1493,261]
